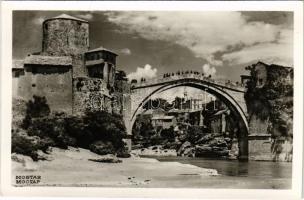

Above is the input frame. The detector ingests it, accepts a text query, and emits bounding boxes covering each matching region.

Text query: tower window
[88,64,104,78]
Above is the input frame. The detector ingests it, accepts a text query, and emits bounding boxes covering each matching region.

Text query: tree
[143,98,173,111]
[22,95,50,129]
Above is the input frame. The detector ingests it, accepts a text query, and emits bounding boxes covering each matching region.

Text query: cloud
[105,11,293,66]
[119,48,132,55]
[127,64,157,81]
[76,13,93,20]
[222,29,293,66]
[202,64,217,76]
[32,17,45,25]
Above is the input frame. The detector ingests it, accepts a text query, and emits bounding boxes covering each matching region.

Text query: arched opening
[130,81,248,160]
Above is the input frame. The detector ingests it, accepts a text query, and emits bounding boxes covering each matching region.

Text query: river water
[144,156,292,189]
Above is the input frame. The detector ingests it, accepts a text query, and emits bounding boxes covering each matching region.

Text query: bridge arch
[128,78,249,160]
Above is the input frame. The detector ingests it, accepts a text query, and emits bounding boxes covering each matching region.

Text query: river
[144,156,292,189]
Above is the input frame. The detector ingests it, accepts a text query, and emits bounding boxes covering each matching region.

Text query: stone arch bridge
[123,73,250,159]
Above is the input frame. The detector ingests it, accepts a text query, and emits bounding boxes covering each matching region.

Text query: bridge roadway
[131,73,246,93]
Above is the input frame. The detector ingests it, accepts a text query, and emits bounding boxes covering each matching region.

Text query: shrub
[27,117,76,149]
[26,95,50,118]
[11,129,53,161]
[16,95,127,158]
[188,126,204,144]
[85,111,126,149]
[89,141,115,155]
[160,126,175,141]
[21,95,50,129]
[65,111,127,152]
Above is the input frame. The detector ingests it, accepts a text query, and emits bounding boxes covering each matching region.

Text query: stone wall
[245,62,293,161]
[271,136,293,162]
[42,19,89,56]
[249,115,269,135]
[21,64,73,114]
[248,135,272,161]
[72,77,111,114]
[72,54,87,78]
[249,135,292,161]
[12,69,25,99]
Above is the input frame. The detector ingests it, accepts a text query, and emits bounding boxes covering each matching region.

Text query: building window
[32,66,37,74]
[88,64,104,78]
[90,54,94,60]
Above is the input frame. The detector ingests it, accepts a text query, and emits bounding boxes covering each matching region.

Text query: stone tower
[42,14,89,56]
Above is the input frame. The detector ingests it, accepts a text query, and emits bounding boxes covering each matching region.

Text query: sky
[13,11,293,99]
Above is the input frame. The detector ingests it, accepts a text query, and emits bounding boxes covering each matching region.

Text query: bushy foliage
[21,95,50,129]
[89,141,115,155]
[13,95,128,160]
[160,126,175,141]
[65,111,127,150]
[28,117,77,149]
[187,126,205,144]
[11,129,52,161]
[245,64,293,136]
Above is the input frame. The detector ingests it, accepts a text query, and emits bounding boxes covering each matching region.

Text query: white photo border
[1,1,303,199]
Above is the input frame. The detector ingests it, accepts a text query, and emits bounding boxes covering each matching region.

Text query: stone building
[151,116,177,129]
[245,61,293,161]
[209,109,230,134]
[12,14,129,116]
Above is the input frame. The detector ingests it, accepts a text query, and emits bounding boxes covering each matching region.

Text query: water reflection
[150,156,292,178]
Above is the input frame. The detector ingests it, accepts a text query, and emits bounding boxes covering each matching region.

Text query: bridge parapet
[131,73,246,91]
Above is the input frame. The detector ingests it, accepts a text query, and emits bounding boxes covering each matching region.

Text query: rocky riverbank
[133,131,239,159]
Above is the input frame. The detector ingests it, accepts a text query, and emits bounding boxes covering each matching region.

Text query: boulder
[178,134,188,142]
[131,144,143,150]
[208,137,227,147]
[117,150,131,158]
[195,145,213,157]
[195,145,212,152]
[214,145,227,150]
[196,133,214,144]
[229,138,239,159]
[224,137,232,143]
[11,130,53,161]
[11,153,38,170]
[182,147,195,157]
[177,141,191,156]
[89,141,115,155]
[164,141,181,149]
[214,149,229,157]
[89,155,122,163]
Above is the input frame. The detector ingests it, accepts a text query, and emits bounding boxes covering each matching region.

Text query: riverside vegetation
[12,95,129,161]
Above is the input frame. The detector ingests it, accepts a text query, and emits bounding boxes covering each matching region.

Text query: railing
[131,73,246,91]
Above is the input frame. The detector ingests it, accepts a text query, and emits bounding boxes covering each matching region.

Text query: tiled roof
[24,55,72,66]
[12,60,24,69]
[85,59,105,66]
[47,14,88,23]
[86,46,117,55]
